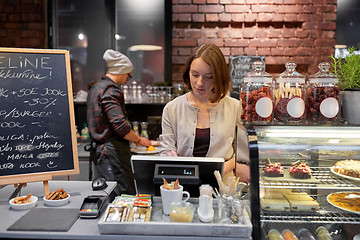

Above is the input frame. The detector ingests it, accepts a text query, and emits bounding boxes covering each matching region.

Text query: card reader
[79,195,108,219]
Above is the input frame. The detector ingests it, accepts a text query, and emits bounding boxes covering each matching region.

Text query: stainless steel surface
[99,197,252,238]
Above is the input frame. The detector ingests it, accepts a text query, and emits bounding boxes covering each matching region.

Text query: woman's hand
[166,150,178,156]
[235,163,250,184]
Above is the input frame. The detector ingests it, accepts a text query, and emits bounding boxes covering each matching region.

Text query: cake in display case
[242,125,360,240]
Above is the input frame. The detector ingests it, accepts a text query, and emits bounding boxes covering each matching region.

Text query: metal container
[98,197,252,239]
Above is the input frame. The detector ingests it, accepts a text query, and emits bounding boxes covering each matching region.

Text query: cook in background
[87,49,151,196]
[160,43,250,183]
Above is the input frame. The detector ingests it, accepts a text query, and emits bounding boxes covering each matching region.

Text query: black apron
[90,137,135,196]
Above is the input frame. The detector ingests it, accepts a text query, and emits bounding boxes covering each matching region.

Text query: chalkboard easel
[229,55,265,99]
[0,47,79,196]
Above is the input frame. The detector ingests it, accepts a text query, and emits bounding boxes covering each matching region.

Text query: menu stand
[8,176,53,200]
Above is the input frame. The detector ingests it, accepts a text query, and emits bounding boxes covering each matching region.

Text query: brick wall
[0,0,46,48]
[172,0,337,83]
[0,0,337,84]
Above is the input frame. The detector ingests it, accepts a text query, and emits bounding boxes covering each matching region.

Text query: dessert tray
[326,192,360,215]
[330,166,360,183]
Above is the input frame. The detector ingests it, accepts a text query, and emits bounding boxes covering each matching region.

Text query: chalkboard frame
[0,47,79,186]
[229,55,265,99]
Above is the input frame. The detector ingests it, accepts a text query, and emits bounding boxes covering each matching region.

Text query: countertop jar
[274,62,306,123]
[307,62,340,123]
[240,61,274,124]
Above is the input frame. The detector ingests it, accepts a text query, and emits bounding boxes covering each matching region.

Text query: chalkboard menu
[229,55,265,98]
[0,48,79,185]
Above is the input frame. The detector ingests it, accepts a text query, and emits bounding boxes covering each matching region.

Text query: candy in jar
[282,229,299,240]
[240,61,274,124]
[274,62,306,123]
[307,62,340,123]
[298,228,316,240]
[315,226,332,240]
[267,229,284,240]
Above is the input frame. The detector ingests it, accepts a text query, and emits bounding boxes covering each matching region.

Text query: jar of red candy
[274,62,306,123]
[240,61,274,124]
[307,62,340,123]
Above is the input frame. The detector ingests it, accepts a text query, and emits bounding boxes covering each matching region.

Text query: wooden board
[0,47,79,185]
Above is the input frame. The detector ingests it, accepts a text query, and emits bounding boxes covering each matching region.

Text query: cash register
[130,155,224,197]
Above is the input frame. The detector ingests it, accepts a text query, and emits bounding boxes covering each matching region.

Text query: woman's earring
[212,88,215,93]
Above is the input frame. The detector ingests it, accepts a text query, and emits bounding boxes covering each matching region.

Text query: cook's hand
[236,163,250,184]
[166,150,178,156]
[137,137,151,147]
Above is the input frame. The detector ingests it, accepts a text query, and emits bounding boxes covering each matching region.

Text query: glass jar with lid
[307,62,340,123]
[240,61,274,124]
[274,62,306,123]
[140,122,149,139]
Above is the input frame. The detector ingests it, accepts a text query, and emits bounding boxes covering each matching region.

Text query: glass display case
[243,126,360,240]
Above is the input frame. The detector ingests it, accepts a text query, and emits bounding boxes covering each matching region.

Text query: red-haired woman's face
[189,58,214,100]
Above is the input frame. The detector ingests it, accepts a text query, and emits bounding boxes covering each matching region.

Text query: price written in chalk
[229,55,265,87]
[0,49,78,180]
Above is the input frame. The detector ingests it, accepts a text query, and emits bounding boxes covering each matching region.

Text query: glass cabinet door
[244,126,360,240]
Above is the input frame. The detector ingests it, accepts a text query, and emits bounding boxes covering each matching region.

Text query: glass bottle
[122,85,129,103]
[307,62,340,123]
[136,85,142,103]
[166,86,173,102]
[81,123,89,142]
[274,62,306,123]
[153,87,159,103]
[140,122,149,139]
[132,121,140,136]
[240,61,274,124]
[160,87,166,103]
[131,80,137,103]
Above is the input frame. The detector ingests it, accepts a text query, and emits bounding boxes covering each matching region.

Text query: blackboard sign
[229,55,265,98]
[0,48,79,185]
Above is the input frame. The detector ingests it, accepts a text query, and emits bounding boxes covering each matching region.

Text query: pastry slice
[264,188,292,199]
[261,198,290,211]
[288,199,319,212]
[284,192,315,201]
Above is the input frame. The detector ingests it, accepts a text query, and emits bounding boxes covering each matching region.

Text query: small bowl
[9,195,38,210]
[43,194,70,206]
[169,201,195,222]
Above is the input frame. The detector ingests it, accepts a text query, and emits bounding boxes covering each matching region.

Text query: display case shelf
[261,195,360,224]
[262,212,360,224]
[261,167,359,190]
[244,125,360,240]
